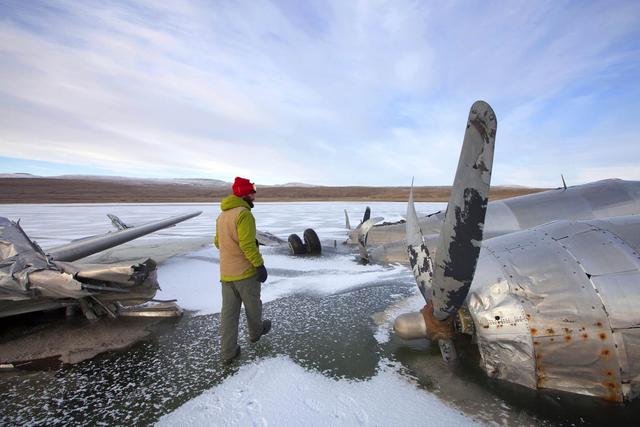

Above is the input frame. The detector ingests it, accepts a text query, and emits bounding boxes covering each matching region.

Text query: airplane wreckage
[254,100,640,404]
[0,211,202,320]
[2,101,639,405]
[340,100,640,403]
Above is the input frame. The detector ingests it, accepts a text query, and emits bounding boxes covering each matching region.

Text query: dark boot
[223,345,241,365]
[250,319,272,343]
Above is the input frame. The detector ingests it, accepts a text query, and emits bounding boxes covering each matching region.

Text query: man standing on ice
[215,177,271,364]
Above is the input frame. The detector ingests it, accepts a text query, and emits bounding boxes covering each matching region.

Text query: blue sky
[0,0,638,186]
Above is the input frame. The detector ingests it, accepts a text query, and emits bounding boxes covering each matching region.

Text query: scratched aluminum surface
[503,179,640,230]
[467,247,537,389]
[467,215,640,401]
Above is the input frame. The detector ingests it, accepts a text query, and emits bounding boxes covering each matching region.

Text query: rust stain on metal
[533,341,540,346]
[599,332,607,340]
[601,348,611,357]
[546,328,555,334]
[596,321,603,327]
[530,327,538,336]
[564,335,572,342]
[581,333,589,339]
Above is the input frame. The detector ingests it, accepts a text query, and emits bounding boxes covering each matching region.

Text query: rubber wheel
[303,228,322,254]
[288,234,306,255]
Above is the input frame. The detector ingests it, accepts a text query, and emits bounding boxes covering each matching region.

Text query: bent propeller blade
[356,216,383,262]
[406,183,433,302]
[431,101,496,321]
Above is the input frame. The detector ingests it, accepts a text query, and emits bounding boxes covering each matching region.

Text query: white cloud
[0,0,638,185]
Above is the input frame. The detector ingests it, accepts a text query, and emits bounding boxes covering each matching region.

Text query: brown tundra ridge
[0,177,547,204]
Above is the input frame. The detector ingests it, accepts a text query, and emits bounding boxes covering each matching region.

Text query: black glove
[256,264,268,283]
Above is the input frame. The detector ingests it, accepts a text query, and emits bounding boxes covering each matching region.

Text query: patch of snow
[157,356,479,426]
[156,247,221,314]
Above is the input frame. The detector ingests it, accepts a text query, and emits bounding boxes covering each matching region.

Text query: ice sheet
[157,356,479,427]
[0,201,444,248]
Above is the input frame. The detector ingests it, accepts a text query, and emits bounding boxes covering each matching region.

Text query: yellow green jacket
[214,195,264,281]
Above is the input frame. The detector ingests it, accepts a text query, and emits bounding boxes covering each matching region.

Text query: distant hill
[0,173,37,178]
[0,174,546,203]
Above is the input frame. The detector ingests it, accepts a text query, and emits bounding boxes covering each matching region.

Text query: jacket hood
[220,194,252,211]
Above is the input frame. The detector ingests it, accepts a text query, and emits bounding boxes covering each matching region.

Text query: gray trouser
[220,275,263,359]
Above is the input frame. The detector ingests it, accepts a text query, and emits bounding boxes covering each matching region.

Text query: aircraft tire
[303,228,322,254]
[288,234,306,255]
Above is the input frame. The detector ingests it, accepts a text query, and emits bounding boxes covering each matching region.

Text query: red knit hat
[232,177,256,197]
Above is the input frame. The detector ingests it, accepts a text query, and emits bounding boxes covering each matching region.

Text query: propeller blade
[431,100,496,321]
[362,206,371,223]
[406,184,433,302]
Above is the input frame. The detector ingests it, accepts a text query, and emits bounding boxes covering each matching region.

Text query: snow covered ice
[157,356,478,427]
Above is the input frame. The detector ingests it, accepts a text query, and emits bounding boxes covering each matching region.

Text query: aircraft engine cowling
[467,215,640,402]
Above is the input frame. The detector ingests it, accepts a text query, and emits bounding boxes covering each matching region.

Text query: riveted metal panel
[469,222,628,400]
[591,272,640,329]
[468,250,536,389]
[502,239,600,325]
[533,334,622,401]
[540,220,595,240]
[588,216,640,254]
[477,224,544,253]
[616,329,640,400]
[560,229,639,276]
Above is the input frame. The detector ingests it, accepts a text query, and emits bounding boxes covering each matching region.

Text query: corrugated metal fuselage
[468,214,640,401]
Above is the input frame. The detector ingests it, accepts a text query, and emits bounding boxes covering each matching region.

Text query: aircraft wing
[47,211,202,262]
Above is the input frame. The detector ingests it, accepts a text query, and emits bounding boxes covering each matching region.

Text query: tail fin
[344,209,351,230]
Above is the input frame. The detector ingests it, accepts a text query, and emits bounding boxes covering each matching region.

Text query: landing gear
[288,228,322,255]
[303,228,321,254]
[288,233,306,255]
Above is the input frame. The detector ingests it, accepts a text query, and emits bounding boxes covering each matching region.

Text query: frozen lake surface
[1,203,637,426]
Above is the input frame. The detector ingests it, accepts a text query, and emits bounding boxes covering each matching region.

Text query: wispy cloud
[0,0,638,186]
